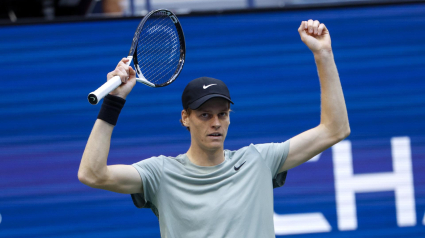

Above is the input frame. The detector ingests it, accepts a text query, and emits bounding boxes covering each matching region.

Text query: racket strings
[138,18,180,83]
[136,13,182,86]
[141,34,179,84]
[139,27,178,79]
[138,24,177,82]
[137,16,170,64]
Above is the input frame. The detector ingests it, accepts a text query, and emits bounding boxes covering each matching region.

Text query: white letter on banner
[274,151,331,235]
[423,212,425,225]
[274,213,331,235]
[332,137,416,231]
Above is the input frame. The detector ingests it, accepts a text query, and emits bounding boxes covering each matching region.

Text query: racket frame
[88,9,185,105]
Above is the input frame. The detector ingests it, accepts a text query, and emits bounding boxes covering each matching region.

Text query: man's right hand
[108,58,137,100]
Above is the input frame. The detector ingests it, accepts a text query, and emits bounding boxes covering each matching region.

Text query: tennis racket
[88,9,185,105]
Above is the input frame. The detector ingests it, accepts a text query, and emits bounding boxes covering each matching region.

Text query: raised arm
[78,58,142,194]
[279,20,350,173]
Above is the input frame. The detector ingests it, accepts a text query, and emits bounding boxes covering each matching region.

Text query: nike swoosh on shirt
[234,161,246,171]
[203,84,217,89]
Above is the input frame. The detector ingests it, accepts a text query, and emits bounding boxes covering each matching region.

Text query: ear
[181,109,189,127]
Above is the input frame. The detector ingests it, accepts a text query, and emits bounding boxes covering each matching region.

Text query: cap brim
[188,94,234,110]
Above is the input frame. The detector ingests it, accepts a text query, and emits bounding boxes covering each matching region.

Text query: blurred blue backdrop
[0,2,424,237]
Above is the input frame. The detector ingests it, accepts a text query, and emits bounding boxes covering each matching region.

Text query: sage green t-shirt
[131,140,290,238]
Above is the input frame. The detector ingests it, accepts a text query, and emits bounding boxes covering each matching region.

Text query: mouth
[207,133,223,138]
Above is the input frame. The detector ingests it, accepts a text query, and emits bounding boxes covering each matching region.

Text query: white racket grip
[88,56,133,105]
[88,76,121,105]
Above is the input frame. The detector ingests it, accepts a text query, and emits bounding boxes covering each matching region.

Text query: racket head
[129,9,185,87]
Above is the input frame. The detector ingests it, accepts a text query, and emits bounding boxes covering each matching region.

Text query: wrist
[313,48,333,58]
[97,94,126,126]
[313,49,334,64]
[109,92,127,100]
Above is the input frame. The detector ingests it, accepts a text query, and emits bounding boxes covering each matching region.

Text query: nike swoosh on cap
[203,84,217,89]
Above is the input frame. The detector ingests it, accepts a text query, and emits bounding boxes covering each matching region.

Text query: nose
[211,115,221,129]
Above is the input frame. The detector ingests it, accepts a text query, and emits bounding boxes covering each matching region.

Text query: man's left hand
[298,20,332,54]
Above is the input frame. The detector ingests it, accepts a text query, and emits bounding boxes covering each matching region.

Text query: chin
[204,142,224,151]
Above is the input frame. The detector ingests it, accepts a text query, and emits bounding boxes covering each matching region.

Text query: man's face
[183,98,230,152]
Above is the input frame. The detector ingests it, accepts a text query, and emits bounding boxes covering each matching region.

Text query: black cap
[182,77,234,109]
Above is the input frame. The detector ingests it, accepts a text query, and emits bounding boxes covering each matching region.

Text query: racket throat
[135,64,155,87]
[136,77,155,87]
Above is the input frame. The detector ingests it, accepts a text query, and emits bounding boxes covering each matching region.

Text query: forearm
[78,59,141,191]
[314,50,350,139]
[79,119,114,185]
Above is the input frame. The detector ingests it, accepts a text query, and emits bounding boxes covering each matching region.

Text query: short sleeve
[130,156,163,209]
[253,140,290,188]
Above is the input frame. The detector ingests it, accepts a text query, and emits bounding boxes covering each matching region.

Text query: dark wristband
[97,94,126,126]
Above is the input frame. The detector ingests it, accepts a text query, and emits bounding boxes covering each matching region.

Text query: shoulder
[133,153,190,169]
[133,155,174,170]
[226,142,287,154]
[225,144,251,156]
[225,144,262,160]
[226,141,290,160]
[253,141,290,154]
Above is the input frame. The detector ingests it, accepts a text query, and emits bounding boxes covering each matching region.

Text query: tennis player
[79,20,350,237]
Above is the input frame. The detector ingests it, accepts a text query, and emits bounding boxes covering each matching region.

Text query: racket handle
[88,57,133,105]
[88,76,121,105]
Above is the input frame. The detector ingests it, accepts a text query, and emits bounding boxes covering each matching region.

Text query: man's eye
[201,113,209,118]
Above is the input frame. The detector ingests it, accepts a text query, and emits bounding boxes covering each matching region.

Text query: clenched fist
[298,20,332,54]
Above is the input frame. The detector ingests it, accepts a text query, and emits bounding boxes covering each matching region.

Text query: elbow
[341,129,351,140]
[336,125,351,141]
[322,123,350,143]
[343,121,351,138]
[78,169,105,188]
[78,170,92,186]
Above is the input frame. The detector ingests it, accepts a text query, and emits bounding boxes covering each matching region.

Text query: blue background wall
[1,3,424,237]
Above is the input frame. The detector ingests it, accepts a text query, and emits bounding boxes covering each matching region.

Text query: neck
[186,145,225,166]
